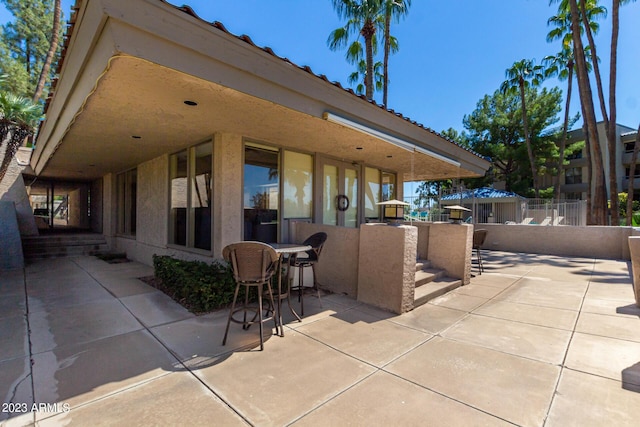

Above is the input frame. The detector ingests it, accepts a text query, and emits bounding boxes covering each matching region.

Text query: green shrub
[152,255,237,313]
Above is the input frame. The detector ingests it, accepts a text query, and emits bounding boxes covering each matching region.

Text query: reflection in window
[170,150,188,246]
[283,151,312,218]
[169,141,212,250]
[116,169,137,235]
[364,167,380,219]
[244,143,279,242]
[382,172,396,201]
[192,143,212,250]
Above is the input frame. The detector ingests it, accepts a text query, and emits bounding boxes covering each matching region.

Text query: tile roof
[45,0,483,160]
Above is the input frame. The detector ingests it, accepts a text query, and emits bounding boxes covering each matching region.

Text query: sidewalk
[1,252,640,426]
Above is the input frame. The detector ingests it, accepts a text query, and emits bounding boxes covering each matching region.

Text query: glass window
[382,172,396,201]
[364,167,380,219]
[565,167,582,185]
[323,164,338,226]
[170,150,188,246]
[116,169,137,235]
[192,143,212,250]
[244,143,279,242]
[283,151,312,218]
[169,142,212,249]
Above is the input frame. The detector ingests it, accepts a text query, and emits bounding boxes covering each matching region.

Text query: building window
[116,169,136,235]
[566,150,583,160]
[244,143,279,242]
[625,141,636,153]
[565,192,582,200]
[283,150,312,219]
[565,167,582,185]
[169,141,212,250]
[626,165,640,179]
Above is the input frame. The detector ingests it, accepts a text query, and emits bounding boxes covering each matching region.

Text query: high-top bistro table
[269,243,311,336]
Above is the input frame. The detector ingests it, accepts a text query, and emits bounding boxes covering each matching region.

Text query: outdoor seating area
[2,250,640,425]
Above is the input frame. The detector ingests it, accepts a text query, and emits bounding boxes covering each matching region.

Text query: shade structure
[443,205,471,212]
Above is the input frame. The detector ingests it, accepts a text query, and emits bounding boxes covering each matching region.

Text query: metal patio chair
[222,242,279,351]
[473,229,488,275]
[289,232,327,316]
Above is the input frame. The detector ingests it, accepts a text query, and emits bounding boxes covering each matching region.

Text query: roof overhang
[33,0,490,182]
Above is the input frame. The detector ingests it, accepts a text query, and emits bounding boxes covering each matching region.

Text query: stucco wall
[358,224,417,313]
[292,221,360,297]
[137,154,169,248]
[427,223,474,285]
[213,133,243,258]
[68,186,90,228]
[480,224,633,260]
[0,146,38,236]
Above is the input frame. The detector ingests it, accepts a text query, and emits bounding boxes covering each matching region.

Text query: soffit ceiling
[39,55,480,182]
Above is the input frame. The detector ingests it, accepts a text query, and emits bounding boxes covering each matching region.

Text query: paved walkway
[1,252,640,426]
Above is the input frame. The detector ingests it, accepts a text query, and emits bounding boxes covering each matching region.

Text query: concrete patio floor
[2,251,640,426]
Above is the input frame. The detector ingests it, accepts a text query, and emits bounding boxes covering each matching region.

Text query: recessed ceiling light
[89,164,95,167]
[184,100,198,106]
[387,155,393,158]
[356,147,363,150]
[131,135,141,139]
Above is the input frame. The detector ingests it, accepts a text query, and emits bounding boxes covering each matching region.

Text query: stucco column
[213,133,243,258]
[628,236,640,307]
[428,223,473,285]
[357,224,417,314]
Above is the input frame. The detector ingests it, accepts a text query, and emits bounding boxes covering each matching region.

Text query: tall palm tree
[33,0,61,104]
[0,91,40,183]
[567,0,607,224]
[543,48,575,202]
[500,59,545,198]
[328,0,383,100]
[381,0,410,107]
[547,4,597,215]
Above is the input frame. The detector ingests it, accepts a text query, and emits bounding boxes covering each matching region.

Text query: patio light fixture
[377,199,410,224]
[445,205,471,223]
[323,112,461,167]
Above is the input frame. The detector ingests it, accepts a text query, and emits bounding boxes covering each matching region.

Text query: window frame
[167,140,213,252]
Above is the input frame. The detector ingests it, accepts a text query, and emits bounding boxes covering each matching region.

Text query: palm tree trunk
[584,124,594,224]
[579,0,618,225]
[519,81,538,198]
[608,0,620,225]
[33,0,62,104]
[569,0,607,225]
[626,124,640,223]
[364,35,375,100]
[555,65,573,203]
[0,125,29,184]
[383,10,391,107]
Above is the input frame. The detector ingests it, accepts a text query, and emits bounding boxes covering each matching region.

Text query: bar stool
[222,242,279,351]
[289,232,327,316]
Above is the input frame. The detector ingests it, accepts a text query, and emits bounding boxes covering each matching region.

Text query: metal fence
[403,194,587,226]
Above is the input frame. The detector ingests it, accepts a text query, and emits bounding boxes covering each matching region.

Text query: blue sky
[2,0,639,133]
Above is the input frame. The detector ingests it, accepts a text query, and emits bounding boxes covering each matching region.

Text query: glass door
[321,159,359,228]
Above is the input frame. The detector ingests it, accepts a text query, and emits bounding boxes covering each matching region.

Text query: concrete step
[415,259,432,271]
[414,268,445,287]
[413,277,463,308]
[22,234,108,259]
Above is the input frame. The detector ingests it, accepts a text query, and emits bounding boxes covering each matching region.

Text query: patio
[1,251,640,426]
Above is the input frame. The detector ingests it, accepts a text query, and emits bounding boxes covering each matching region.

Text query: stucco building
[23,0,489,267]
[542,122,637,201]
